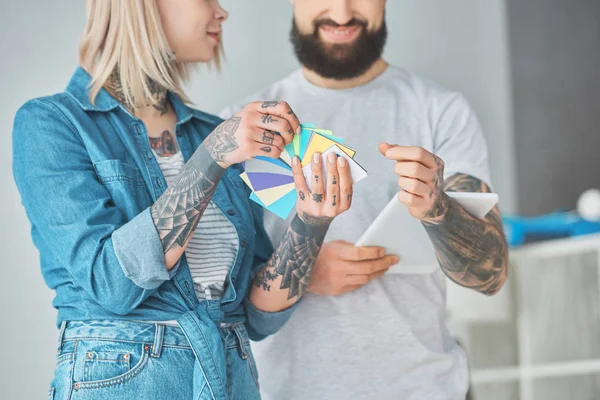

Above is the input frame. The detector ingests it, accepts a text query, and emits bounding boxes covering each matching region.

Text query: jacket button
[146,152,152,160]
[227,210,236,216]
[241,241,247,248]
[155,177,163,187]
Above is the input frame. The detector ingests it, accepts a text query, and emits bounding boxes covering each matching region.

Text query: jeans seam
[63,337,191,350]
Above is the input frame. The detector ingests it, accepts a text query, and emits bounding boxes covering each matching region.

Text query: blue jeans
[49,320,261,400]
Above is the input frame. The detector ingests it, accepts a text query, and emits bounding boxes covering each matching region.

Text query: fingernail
[296,126,302,135]
[328,153,336,164]
[338,157,346,167]
[313,153,320,164]
[393,256,400,263]
[293,156,299,166]
[386,150,393,158]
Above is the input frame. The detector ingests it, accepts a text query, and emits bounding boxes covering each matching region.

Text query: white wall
[0,1,514,398]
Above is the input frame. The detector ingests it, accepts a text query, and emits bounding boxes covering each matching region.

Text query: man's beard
[290,16,387,80]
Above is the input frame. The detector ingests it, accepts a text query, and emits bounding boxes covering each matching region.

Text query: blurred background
[1,0,599,399]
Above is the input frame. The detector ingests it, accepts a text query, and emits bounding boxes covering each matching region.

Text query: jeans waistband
[58,320,190,358]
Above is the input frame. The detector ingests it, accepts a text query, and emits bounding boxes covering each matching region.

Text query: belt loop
[57,321,67,353]
[152,324,165,358]
[232,325,248,360]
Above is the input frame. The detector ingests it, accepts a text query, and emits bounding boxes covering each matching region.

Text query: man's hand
[379,143,449,223]
[308,241,399,296]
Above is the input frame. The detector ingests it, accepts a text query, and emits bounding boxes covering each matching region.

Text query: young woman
[12,1,353,399]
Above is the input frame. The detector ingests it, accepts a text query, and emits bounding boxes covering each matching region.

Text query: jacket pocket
[93,159,146,187]
[93,159,152,218]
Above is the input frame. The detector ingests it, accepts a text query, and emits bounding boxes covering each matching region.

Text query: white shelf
[471,359,600,384]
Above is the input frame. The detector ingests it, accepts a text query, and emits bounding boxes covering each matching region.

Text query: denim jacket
[12,67,297,343]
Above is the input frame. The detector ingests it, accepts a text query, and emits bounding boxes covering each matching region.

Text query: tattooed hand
[204,101,301,168]
[292,151,353,224]
[380,143,448,222]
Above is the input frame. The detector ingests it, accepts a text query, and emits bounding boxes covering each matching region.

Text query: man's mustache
[313,18,368,32]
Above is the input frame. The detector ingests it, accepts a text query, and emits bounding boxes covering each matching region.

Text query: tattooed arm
[424,175,508,295]
[380,144,508,296]
[249,151,353,312]
[153,101,301,268]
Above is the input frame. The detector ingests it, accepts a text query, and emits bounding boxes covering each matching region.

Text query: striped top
[153,150,238,300]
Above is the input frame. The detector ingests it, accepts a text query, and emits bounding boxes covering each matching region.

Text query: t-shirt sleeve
[430,92,493,189]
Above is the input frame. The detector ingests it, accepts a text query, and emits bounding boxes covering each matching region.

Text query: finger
[252,130,285,152]
[378,142,398,156]
[397,176,431,198]
[346,255,399,275]
[325,153,340,211]
[344,268,389,286]
[394,161,436,184]
[252,142,282,159]
[337,156,353,210]
[254,101,301,137]
[340,245,386,261]
[291,156,309,202]
[255,113,295,146]
[398,190,427,208]
[384,146,437,169]
[310,153,324,204]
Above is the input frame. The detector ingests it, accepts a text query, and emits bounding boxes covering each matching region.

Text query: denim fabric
[13,68,300,399]
[50,319,260,400]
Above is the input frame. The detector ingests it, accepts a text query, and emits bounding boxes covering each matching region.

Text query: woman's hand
[292,151,353,225]
[204,101,301,168]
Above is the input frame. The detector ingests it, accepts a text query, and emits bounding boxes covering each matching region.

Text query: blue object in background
[503,212,600,247]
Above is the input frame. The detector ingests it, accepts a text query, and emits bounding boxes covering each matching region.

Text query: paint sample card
[302,144,368,192]
[240,123,367,219]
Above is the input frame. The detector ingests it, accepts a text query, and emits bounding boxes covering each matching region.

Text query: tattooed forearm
[151,144,224,253]
[423,174,508,295]
[254,213,332,300]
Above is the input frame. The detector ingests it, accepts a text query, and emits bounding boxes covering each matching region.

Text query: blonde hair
[79,0,222,108]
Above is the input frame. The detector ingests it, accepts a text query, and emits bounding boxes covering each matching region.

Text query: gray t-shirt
[220,66,491,400]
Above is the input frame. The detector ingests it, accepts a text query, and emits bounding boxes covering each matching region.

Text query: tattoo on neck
[104,69,169,115]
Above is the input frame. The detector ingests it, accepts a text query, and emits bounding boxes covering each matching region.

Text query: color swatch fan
[240,123,368,219]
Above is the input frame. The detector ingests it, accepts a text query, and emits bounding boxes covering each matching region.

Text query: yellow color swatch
[255,182,296,206]
[301,134,356,167]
